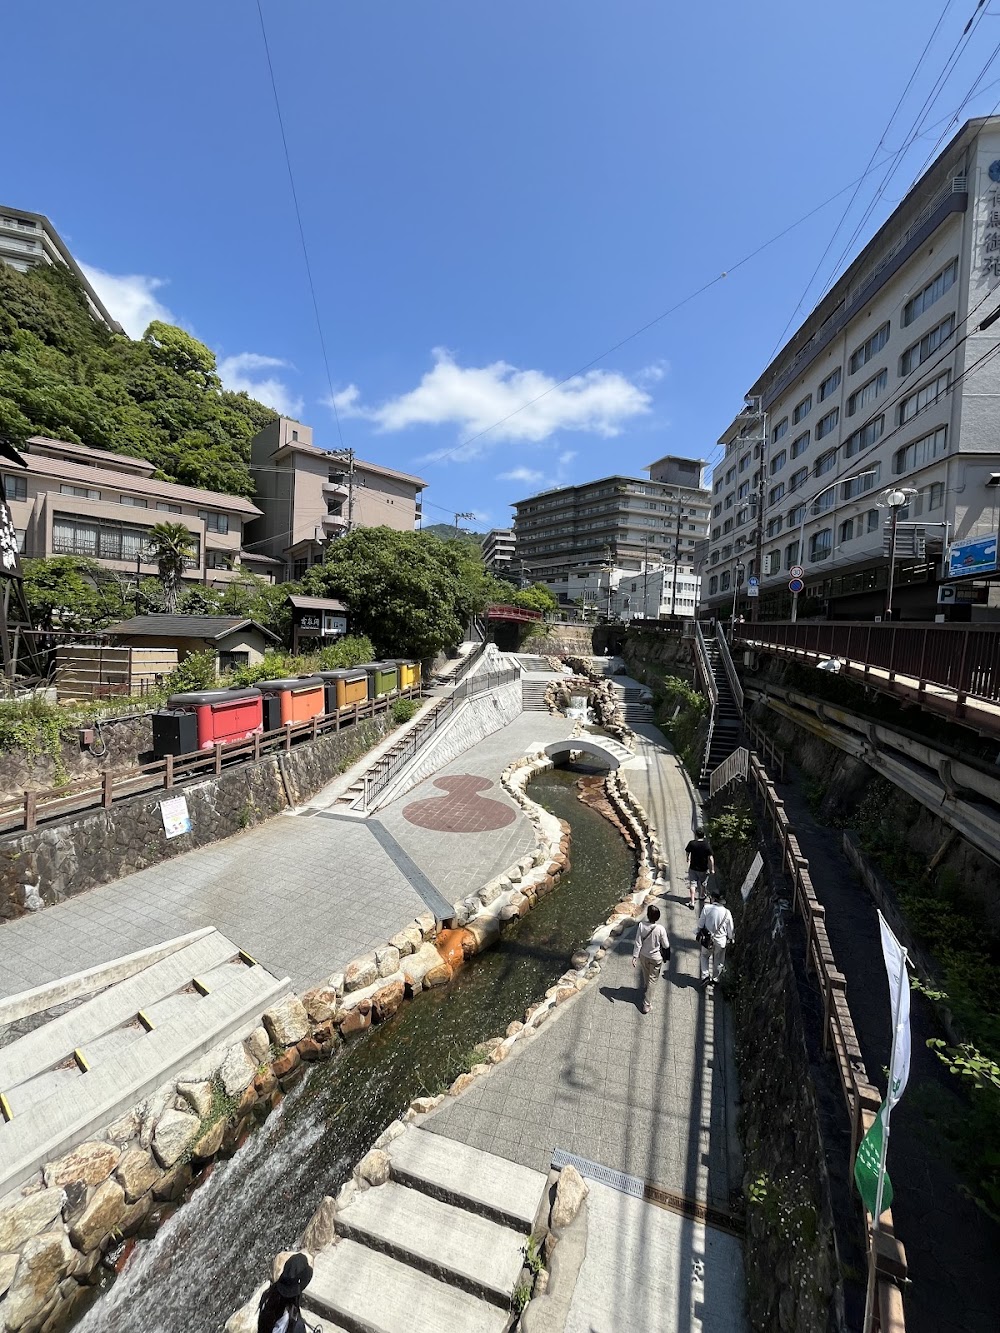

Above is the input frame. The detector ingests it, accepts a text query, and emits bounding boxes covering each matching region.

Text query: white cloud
[333,348,652,460]
[557,450,577,468]
[218,352,304,417]
[637,359,670,385]
[79,264,175,338]
[498,466,545,484]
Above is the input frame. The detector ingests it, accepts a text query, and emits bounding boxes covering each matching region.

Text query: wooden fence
[0,687,422,837]
[745,751,906,1332]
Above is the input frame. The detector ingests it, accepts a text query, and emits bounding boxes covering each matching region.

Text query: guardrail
[361,666,521,810]
[693,621,719,708]
[735,620,1000,714]
[716,626,744,714]
[745,715,785,780]
[0,687,424,837]
[741,751,906,1331]
[709,747,749,796]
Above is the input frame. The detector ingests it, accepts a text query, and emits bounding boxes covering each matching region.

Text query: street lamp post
[884,488,908,621]
[731,559,745,629]
[792,467,880,622]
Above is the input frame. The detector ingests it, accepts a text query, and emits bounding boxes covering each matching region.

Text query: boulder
[300,1197,337,1253]
[388,929,415,958]
[0,1188,66,1252]
[152,1162,194,1203]
[2,1229,74,1331]
[477,880,503,906]
[297,1037,323,1061]
[0,1250,18,1299]
[463,918,499,955]
[551,1165,589,1231]
[356,1149,390,1187]
[191,1117,227,1161]
[424,961,453,988]
[106,1108,142,1143]
[339,1007,371,1037]
[44,1142,120,1191]
[375,946,401,978]
[506,1020,524,1038]
[343,956,378,992]
[115,1148,163,1204]
[401,942,443,993]
[220,1045,257,1097]
[400,924,424,952]
[301,985,339,1024]
[247,1026,271,1064]
[371,979,405,1022]
[410,1095,444,1115]
[69,1178,127,1253]
[415,911,436,939]
[271,1048,300,1079]
[151,1108,201,1169]
[177,1080,215,1119]
[262,995,309,1046]
[449,1072,479,1096]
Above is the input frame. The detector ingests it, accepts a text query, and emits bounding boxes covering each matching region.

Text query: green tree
[146,522,196,614]
[21,556,101,631]
[178,585,224,616]
[140,322,218,387]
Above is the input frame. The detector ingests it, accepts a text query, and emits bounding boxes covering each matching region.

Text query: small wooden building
[104,614,280,674]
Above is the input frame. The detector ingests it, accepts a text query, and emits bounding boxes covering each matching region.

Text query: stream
[71,765,635,1331]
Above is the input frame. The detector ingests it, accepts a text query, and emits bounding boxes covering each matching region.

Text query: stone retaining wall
[0,713,153,800]
[0,716,395,922]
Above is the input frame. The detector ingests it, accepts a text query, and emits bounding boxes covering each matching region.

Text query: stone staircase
[616,685,655,725]
[301,1125,549,1332]
[0,930,289,1197]
[701,636,742,779]
[521,678,552,712]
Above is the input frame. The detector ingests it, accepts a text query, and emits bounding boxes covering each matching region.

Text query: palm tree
[146,522,195,614]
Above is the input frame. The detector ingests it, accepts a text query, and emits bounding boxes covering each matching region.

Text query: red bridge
[485,603,544,623]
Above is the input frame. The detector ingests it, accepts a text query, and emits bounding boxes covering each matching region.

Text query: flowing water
[72,766,633,1332]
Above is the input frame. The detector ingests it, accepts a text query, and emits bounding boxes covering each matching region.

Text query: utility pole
[454,511,474,531]
[669,497,683,616]
[747,397,767,624]
[642,535,651,619]
[345,449,356,533]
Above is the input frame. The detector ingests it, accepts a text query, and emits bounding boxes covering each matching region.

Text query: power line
[254,0,346,453]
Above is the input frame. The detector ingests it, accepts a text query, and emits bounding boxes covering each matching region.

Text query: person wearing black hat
[257,1252,313,1333]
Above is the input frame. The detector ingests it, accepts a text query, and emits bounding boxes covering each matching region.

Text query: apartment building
[0,205,122,333]
[247,417,426,580]
[482,527,517,581]
[613,567,700,620]
[702,116,1000,622]
[5,437,264,585]
[513,454,711,604]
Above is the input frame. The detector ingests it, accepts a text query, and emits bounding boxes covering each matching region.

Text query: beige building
[0,205,122,333]
[247,417,426,580]
[5,437,267,587]
[703,115,1000,622]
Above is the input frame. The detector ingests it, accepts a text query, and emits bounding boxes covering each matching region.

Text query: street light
[882,488,909,621]
[731,558,745,629]
[791,466,879,622]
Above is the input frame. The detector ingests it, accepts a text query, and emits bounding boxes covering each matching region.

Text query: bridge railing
[486,604,544,623]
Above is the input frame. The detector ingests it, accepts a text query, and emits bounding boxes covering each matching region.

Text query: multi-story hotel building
[513,454,710,605]
[247,417,426,581]
[482,527,517,582]
[702,116,1000,622]
[0,205,122,333]
[5,437,267,585]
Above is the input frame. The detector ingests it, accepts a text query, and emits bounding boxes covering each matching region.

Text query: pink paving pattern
[402,775,516,833]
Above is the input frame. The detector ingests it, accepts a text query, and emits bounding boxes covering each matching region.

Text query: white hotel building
[702,116,1000,622]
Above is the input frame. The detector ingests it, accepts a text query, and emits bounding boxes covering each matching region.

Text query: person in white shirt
[631,904,671,1014]
[697,887,735,987]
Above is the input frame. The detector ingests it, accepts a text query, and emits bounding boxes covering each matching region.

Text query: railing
[694,620,720,784]
[708,746,749,796]
[361,666,521,810]
[0,687,424,837]
[441,638,487,686]
[736,620,1000,717]
[745,716,785,781]
[715,626,745,714]
[485,604,544,623]
[742,752,907,1329]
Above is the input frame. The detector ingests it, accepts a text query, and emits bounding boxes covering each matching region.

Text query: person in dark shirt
[685,826,714,909]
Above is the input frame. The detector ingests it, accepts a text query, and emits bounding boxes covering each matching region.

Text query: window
[14,529,25,553]
[292,558,308,580]
[784,540,800,568]
[709,575,719,595]
[896,426,949,474]
[720,571,731,591]
[218,651,250,673]
[120,495,147,508]
[766,516,783,538]
[814,448,837,477]
[814,487,836,513]
[725,494,734,509]
[789,466,808,492]
[846,368,887,417]
[725,467,736,484]
[911,481,945,515]
[903,259,958,326]
[844,414,884,458]
[899,370,950,425]
[156,502,182,513]
[291,429,299,441]
[770,450,787,475]
[816,407,839,439]
[712,502,722,517]
[809,529,832,561]
[819,368,841,401]
[59,484,100,500]
[768,482,785,504]
[765,550,781,575]
[793,394,812,424]
[841,464,880,499]
[787,503,805,527]
[736,507,750,526]
[849,322,890,374]
[738,480,750,500]
[772,417,789,443]
[723,518,734,534]
[206,550,231,569]
[791,431,810,458]
[867,509,880,533]
[738,453,751,473]
[838,519,855,543]
[4,475,27,502]
[198,510,230,534]
[900,313,955,375]
[52,515,199,564]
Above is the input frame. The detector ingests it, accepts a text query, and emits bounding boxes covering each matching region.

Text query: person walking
[632,904,670,1014]
[685,825,715,910]
[257,1252,314,1333]
[697,887,735,988]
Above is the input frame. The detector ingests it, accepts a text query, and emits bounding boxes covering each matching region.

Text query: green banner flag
[854,1101,893,1217]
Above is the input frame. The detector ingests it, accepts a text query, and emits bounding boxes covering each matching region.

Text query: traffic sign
[789,565,804,578]
[747,576,759,587]
[788,577,804,593]
[747,585,759,597]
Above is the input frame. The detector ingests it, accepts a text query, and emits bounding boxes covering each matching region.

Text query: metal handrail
[715,626,745,714]
[708,746,749,796]
[693,621,719,707]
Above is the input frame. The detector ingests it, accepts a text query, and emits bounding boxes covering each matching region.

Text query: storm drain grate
[551,1149,742,1236]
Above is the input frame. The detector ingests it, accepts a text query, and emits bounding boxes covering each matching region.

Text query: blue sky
[5,1,1000,529]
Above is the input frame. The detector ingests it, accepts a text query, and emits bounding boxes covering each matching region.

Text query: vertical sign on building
[979,160,1000,281]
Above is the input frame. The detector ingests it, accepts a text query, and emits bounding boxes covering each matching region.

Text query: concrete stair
[521,678,552,712]
[0,930,289,1196]
[701,638,743,780]
[300,1125,549,1332]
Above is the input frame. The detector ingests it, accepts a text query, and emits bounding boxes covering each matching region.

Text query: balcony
[323,512,347,533]
[324,478,349,499]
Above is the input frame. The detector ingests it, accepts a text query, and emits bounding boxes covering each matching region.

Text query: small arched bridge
[543,736,633,769]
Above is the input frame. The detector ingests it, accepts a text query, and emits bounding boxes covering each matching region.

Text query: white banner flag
[878,911,910,1110]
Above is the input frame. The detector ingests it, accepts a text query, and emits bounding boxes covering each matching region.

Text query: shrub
[317,635,376,669]
[163,649,218,694]
[391,698,419,725]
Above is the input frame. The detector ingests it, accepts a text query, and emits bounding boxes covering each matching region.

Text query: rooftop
[287,594,349,612]
[105,615,280,642]
[268,438,426,490]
